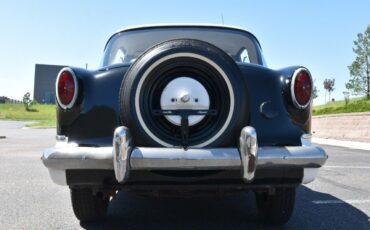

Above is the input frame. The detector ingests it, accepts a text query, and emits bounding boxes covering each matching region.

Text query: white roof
[115,23,250,34]
[105,23,261,49]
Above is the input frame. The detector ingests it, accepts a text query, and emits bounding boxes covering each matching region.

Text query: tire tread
[256,187,296,225]
[70,188,108,222]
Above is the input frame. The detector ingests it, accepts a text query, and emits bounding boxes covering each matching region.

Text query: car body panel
[57,64,309,147]
[44,24,324,191]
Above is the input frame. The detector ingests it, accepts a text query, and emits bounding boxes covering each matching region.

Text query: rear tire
[70,188,109,222]
[255,187,296,225]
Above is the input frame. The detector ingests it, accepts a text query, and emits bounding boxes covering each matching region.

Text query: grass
[313,97,370,116]
[0,104,56,127]
[1,97,369,127]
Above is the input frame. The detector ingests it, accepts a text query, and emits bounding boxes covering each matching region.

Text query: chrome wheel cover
[160,77,210,126]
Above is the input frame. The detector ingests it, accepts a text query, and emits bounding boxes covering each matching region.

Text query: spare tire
[119,39,249,147]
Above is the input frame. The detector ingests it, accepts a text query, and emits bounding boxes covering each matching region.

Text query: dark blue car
[42,24,327,225]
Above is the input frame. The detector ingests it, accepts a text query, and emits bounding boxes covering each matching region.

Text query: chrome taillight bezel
[55,67,78,110]
[290,67,313,109]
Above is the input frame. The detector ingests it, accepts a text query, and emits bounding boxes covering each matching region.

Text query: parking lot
[0,120,369,229]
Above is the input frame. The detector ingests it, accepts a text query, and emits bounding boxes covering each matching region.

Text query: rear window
[101,27,262,67]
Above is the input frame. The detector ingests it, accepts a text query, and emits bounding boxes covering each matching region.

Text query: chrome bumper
[42,126,327,183]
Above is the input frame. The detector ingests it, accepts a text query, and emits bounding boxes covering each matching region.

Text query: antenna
[221,14,224,24]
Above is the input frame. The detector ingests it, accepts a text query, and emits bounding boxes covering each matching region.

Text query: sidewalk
[312,137,370,151]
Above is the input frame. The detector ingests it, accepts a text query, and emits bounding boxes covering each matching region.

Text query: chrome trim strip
[113,126,132,183]
[130,147,241,170]
[239,127,258,182]
[55,67,79,110]
[290,67,313,109]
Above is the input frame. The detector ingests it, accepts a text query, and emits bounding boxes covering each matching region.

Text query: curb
[22,126,56,129]
[312,137,370,151]
[313,111,370,118]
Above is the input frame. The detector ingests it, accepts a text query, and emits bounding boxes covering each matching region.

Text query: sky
[0,0,369,105]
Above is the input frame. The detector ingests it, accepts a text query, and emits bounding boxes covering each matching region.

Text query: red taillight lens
[56,69,77,109]
[292,69,312,108]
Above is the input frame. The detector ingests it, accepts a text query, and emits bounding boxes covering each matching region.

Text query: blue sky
[0,0,369,105]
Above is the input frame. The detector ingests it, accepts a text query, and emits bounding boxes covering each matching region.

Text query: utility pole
[366,55,369,99]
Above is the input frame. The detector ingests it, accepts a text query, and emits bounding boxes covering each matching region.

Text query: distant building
[33,64,66,104]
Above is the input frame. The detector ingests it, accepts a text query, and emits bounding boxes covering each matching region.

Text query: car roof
[105,23,261,50]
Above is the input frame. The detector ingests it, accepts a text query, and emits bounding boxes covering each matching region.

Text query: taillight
[56,68,78,109]
[291,68,312,109]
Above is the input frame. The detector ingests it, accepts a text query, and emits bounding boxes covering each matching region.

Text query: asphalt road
[0,120,369,229]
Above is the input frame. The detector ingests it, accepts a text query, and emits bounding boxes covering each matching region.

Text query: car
[42,24,327,225]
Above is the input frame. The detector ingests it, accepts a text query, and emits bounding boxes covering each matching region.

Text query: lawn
[313,97,370,115]
[1,97,370,127]
[0,104,56,127]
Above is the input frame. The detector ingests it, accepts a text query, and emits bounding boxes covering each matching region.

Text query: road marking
[324,165,370,169]
[313,199,370,204]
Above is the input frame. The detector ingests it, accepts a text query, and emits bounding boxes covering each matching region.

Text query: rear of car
[42,25,327,225]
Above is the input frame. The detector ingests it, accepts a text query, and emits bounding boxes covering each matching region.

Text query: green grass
[0,104,56,127]
[313,97,370,115]
[1,97,369,126]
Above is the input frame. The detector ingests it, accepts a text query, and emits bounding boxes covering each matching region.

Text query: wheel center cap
[180,94,190,103]
[160,77,210,126]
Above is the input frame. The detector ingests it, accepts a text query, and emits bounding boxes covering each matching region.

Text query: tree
[346,26,370,99]
[312,79,319,99]
[323,78,335,102]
